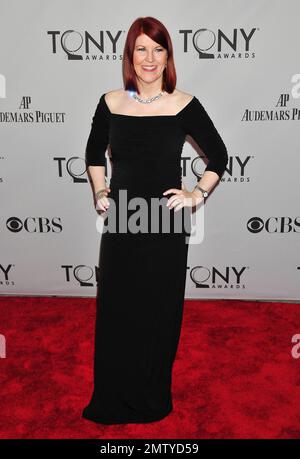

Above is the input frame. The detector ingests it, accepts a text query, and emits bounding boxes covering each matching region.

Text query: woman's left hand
[162,182,204,212]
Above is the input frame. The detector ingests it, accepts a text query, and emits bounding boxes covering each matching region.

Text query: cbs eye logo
[6,217,62,233]
[6,217,23,233]
[247,216,300,234]
[247,217,264,233]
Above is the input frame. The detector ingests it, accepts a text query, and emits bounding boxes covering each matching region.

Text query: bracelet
[95,188,107,200]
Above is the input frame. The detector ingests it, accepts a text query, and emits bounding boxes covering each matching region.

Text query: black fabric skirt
[82,190,191,424]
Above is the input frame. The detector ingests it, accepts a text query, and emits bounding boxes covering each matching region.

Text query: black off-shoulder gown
[82,92,228,424]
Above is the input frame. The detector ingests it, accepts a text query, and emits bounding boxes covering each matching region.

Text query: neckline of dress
[102,94,195,118]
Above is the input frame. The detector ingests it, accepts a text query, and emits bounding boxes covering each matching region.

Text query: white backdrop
[0,0,299,300]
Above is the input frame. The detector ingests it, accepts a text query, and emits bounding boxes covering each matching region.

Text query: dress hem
[81,405,173,425]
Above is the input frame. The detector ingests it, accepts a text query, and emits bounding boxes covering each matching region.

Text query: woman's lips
[141,66,157,72]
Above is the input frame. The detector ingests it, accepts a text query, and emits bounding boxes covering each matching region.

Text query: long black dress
[82,91,228,424]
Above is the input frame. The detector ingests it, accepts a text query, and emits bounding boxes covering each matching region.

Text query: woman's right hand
[95,187,111,212]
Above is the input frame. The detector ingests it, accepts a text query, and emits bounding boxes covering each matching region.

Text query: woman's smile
[141,65,157,72]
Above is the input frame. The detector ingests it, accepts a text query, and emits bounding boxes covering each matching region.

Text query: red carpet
[0,296,299,439]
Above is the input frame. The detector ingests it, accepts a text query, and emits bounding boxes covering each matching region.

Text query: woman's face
[132,33,168,86]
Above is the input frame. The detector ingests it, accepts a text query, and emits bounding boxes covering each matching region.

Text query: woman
[82,16,228,424]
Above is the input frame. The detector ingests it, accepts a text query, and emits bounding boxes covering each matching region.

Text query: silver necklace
[132,91,165,104]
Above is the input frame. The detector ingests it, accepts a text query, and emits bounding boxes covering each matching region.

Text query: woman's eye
[137,48,164,52]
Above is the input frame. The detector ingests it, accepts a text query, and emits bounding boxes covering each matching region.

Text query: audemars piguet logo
[242,73,300,122]
[242,90,300,122]
[0,97,66,123]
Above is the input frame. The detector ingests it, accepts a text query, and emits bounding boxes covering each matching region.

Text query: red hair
[122,16,176,94]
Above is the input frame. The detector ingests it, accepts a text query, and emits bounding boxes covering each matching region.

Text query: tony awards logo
[185,27,257,59]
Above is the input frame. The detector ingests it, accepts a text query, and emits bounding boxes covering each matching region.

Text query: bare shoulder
[173,88,193,99]
[104,89,125,112]
[170,89,194,111]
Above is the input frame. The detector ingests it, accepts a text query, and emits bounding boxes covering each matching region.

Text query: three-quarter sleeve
[181,96,228,179]
[85,93,110,166]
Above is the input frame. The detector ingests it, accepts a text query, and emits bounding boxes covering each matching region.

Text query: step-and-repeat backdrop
[0,0,299,299]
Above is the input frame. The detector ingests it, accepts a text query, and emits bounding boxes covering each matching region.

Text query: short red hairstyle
[122,16,177,94]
